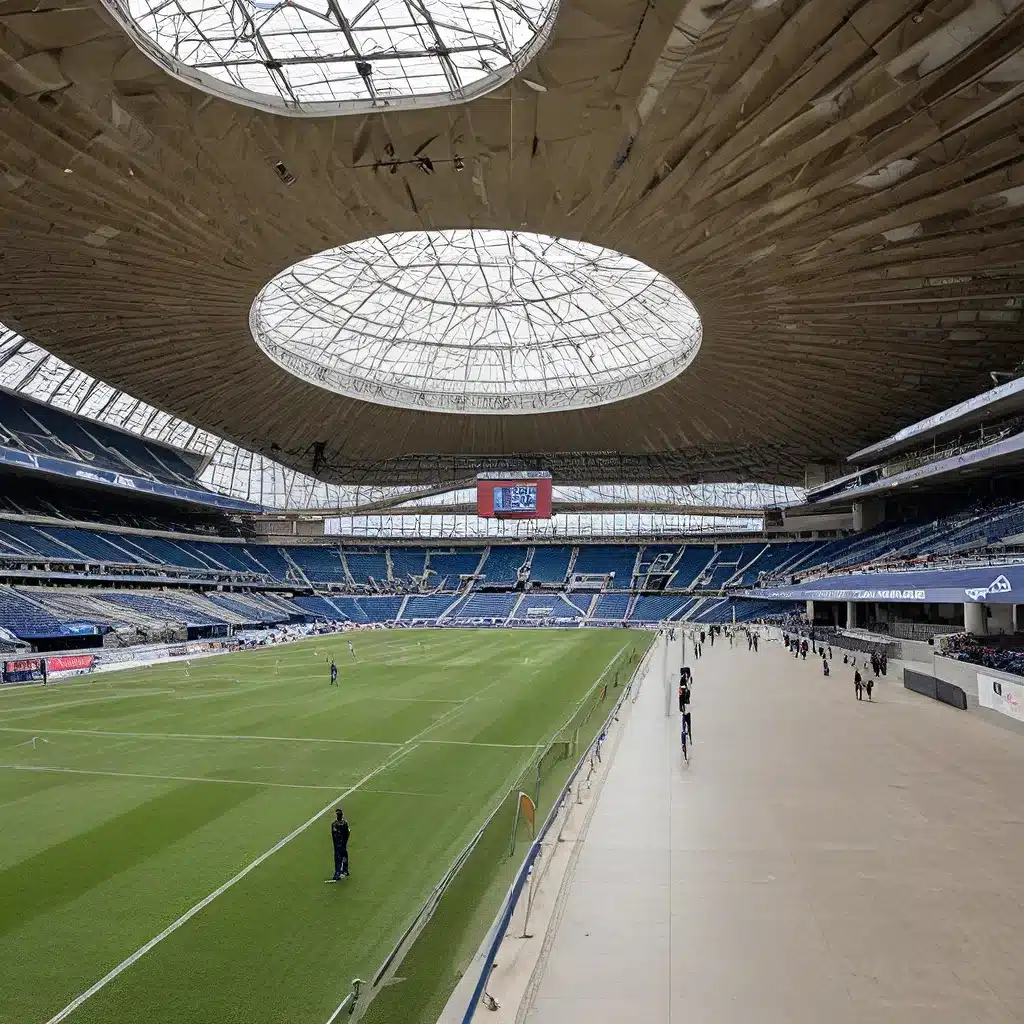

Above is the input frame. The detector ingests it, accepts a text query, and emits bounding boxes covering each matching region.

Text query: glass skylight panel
[251,229,703,414]
[100,0,556,115]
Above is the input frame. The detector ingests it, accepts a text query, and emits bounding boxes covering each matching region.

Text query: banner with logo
[977,672,1024,722]
[47,654,95,674]
[741,566,1023,605]
[2,657,41,684]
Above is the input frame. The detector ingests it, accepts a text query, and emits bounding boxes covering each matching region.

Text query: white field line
[0,763,345,792]
[0,726,401,747]
[418,739,545,749]
[0,691,177,718]
[43,742,421,1024]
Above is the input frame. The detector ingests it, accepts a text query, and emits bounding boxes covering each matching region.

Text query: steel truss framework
[100,0,558,116]
[251,230,703,414]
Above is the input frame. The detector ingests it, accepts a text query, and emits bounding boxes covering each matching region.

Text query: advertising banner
[47,655,95,674]
[741,567,1023,605]
[977,672,1024,722]
[2,658,41,684]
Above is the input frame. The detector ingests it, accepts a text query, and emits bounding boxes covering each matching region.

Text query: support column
[846,601,857,629]
[806,600,815,624]
[964,602,986,636]
[852,499,885,532]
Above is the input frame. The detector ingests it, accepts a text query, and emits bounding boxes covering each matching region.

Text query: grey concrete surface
[523,633,1024,1024]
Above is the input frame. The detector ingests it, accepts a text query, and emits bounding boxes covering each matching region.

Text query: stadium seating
[344,549,389,584]
[0,587,72,637]
[0,390,199,486]
[670,547,716,588]
[287,547,347,584]
[400,595,458,620]
[572,545,639,587]
[629,595,695,622]
[591,593,631,619]
[637,545,680,573]
[454,593,518,619]
[390,547,427,581]
[207,593,284,624]
[427,549,483,586]
[512,594,589,620]
[480,545,529,583]
[529,546,573,583]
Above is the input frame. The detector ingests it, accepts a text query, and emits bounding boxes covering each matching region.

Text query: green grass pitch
[0,627,651,1024]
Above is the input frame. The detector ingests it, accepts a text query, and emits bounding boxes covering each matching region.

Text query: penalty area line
[43,743,420,1024]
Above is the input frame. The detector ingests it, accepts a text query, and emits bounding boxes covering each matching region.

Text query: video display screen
[493,484,538,513]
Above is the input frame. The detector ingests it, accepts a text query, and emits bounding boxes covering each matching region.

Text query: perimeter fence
[329,633,655,1024]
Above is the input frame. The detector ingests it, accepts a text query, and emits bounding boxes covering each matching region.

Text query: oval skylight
[100,0,558,116]
[250,230,703,415]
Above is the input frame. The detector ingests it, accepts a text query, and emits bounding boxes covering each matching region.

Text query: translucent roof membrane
[100,0,557,116]
[252,230,703,414]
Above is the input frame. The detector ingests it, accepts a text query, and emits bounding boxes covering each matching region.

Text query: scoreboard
[476,471,553,519]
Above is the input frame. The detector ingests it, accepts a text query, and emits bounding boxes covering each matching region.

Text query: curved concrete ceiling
[1,0,1023,485]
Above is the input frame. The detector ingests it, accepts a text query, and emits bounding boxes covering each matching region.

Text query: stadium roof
[252,230,702,414]
[101,0,557,116]
[1,323,801,523]
[1,2,1024,485]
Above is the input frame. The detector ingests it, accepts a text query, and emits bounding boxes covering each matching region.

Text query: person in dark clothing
[39,660,47,686]
[865,678,874,701]
[880,654,887,676]
[753,634,758,652]
[854,670,863,700]
[679,682,691,713]
[327,808,350,881]
[681,665,692,685]
[871,653,880,676]
[329,660,338,686]
[801,640,808,660]
[822,656,830,677]
[700,630,706,646]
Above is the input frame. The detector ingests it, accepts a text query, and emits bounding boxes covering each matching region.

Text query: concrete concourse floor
[522,632,1024,1024]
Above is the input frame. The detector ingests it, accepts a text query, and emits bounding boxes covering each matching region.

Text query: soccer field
[0,627,651,1024]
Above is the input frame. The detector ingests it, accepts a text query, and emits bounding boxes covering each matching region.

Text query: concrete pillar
[846,601,857,629]
[852,499,885,532]
[806,600,815,623]
[964,602,986,636]
[988,603,1013,635]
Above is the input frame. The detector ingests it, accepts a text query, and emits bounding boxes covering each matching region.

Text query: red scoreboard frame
[476,472,553,519]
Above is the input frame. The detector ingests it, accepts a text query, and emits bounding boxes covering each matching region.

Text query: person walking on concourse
[854,669,863,701]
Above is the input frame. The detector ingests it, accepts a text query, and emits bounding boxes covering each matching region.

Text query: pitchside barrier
[454,635,662,1024]
[331,637,657,1024]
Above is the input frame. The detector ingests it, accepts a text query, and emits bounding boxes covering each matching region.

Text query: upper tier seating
[0,389,199,486]
[670,547,716,588]
[529,546,573,583]
[572,545,639,587]
[287,547,347,584]
[390,547,427,581]
[480,545,529,583]
[344,550,389,584]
